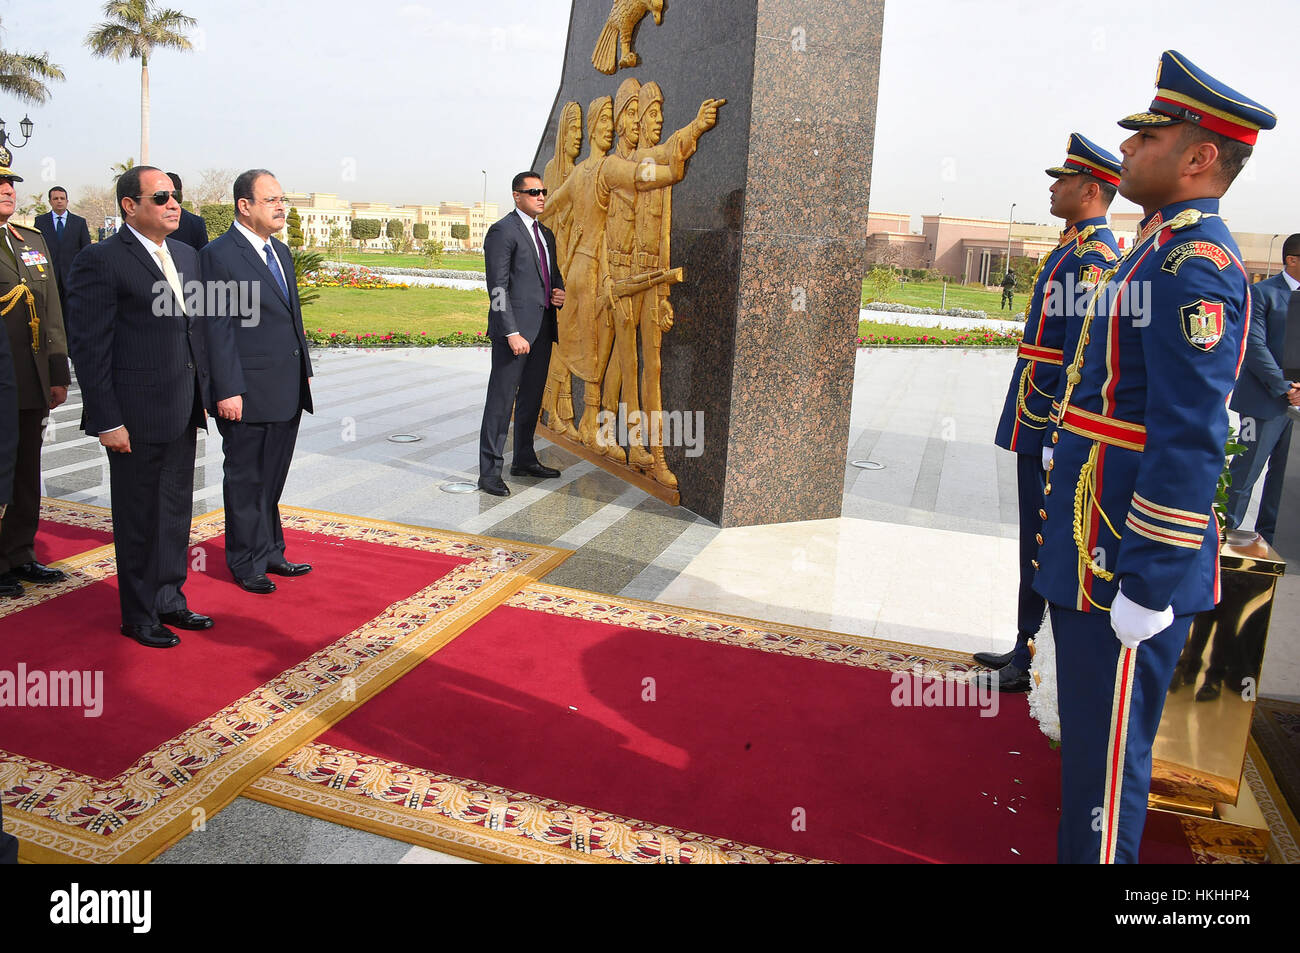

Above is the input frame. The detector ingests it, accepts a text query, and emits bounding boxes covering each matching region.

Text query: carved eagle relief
[592,0,664,74]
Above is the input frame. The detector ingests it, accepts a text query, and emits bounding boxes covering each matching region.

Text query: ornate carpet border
[5,509,571,863]
[246,743,821,865]
[40,496,114,533]
[248,582,1279,865]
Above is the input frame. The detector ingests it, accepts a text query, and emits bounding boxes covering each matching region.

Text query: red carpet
[252,585,1198,864]
[1,530,469,779]
[1,506,571,862]
[34,498,114,563]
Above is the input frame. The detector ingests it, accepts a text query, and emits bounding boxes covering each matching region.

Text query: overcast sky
[2,0,1294,232]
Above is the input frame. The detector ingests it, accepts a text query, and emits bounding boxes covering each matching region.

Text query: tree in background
[286,206,304,249]
[193,167,237,206]
[17,192,48,218]
[351,218,380,250]
[449,222,469,248]
[200,203,234,241]
[76,185,119,238]
[0,18,65,103]
[291,249,323,308]
[867,265,894,302]
[111,157,136,181]
[85,0,197,164]
[412,223,429,242]
[325,225,345,259]
[422,238,444,268]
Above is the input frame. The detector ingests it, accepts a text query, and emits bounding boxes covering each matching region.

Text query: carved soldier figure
[540,101,583,441]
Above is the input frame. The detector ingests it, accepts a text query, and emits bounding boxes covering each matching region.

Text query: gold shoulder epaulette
[1168,208,1214,231]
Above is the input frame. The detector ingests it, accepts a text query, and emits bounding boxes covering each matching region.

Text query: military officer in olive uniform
[980,134,1121,693]
[0,161,70,598]
[1034,52,1274,863]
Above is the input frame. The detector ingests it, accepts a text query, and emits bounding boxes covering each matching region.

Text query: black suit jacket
[34,211,92,289]
[202,227,313,423]
[173,208,210,250]
[483,211,563,344]
[65,228,213,442]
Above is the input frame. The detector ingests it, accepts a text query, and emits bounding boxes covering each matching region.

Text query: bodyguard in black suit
[203,169,313,593]
[167,173,210,250]
[66,167,216,648]
[0,168,72,599]
[34,185,92,311]
[477,171,566,495]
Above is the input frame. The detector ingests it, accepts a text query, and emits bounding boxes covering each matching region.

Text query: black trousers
[216,412,301,579]
[107,428,197,625]
[478,320,555,481]
[0,409,46,574]
[1011,451,1048,669]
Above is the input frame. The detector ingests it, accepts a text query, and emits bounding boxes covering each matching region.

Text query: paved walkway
[37,346,1298,863]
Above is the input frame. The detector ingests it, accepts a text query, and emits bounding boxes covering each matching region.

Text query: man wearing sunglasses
[477,171,566,496]
[66,166,217,648]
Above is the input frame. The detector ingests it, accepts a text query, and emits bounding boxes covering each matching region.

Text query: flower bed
[300,265,411,290]
[863,301,1016,322]
[323,262,483,280]
[856,328,1021,348]
[306,329,488,348]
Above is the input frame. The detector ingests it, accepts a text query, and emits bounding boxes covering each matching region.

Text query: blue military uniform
[991,134,1120,676]
[1032,52,1276,863]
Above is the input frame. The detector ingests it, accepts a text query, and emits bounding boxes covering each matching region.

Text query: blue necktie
[55,216,64,239]
[263,242,289,301]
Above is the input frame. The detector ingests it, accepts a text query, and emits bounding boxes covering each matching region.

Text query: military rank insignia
[1079,264,1103,287]
[1180,299,1225,350]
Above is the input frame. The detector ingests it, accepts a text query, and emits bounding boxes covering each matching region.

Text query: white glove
[1110,587,1174,650]
[1041,446,1054,471]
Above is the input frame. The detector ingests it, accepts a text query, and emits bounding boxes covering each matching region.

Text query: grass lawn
[297,287,1014,347]
[302,285,488,337]
[861,280,1023,315]
[325,250,486,272]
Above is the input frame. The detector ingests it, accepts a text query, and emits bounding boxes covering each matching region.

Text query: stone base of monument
[539,429,681,507]
[1145,533,1285,859]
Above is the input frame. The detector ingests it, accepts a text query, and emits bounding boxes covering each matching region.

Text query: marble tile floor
[33,346,1299,863]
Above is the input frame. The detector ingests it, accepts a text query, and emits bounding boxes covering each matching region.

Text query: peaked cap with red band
[1045,132,1122,186]
[1118,50,1276,145]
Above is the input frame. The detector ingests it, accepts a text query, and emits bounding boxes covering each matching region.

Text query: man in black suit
[0,303,15,862]
[0,166,71,598]
[203,169,313,593]
[167,172,210,250]
[477,171,566,496]
[66,166,216,648]
[33,186,92,312]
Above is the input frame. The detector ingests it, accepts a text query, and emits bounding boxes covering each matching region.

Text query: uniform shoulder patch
[1079,264,1103,287]
[1075,239,1118,262]
[1179,299,1225,351]
[1161,240,1231,275]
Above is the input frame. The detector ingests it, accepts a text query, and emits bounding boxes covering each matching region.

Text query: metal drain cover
[441,482,479,494]
[851,460,885,470]
[388,433,422,443]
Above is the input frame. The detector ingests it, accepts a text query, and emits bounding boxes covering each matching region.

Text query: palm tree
[0,18,66,104]
[85,1,196,164]
[111,157,136,181]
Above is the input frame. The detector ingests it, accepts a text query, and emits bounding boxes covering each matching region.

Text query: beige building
[283,191,498,252]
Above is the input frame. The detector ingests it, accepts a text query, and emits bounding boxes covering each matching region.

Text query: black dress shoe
[974,663,1032,694]
[11,561,66,584]
[266,561,312,577]
[158,608,214,630]
[973,649,1015,669]
[236,574,277,594]
[510,462,561,478]
[0,574,23,598]
[120,623,180,648]
[478,477,510,496]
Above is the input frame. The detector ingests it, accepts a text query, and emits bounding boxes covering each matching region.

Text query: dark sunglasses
[134,190,181,206]
[515,187,547,197]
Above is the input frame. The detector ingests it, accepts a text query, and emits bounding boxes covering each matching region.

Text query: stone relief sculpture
[592,0,664,74]
[539,79,723,483]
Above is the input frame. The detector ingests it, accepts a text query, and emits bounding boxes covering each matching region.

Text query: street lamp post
[1005,202,1016,274]
[480,169,487,250]
[1266,234,1280,277]
[0,114,35,166]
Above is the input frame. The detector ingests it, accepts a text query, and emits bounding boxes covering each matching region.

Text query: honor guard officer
[980,134,1120,693]
[1034,51,1274,863]
[0,160,71,598]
